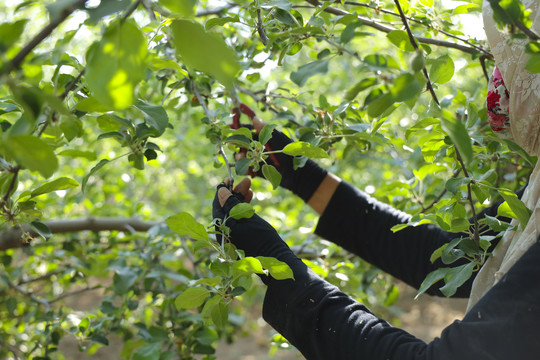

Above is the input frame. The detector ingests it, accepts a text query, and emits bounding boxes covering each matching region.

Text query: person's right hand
[234,110,328,203]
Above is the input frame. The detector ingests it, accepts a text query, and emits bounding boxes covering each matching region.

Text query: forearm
[263,239,540,360]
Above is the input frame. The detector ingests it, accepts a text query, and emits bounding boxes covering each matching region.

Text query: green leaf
[58,150,97,160]
[205,16,240,30]
[262,164,282,190]
[235,157,252,176]
[367,93,394,118]
[86,0,132,22]
[257,256,294,280]
[82,159,110,192]
[428,55,454,84]
[484,214,511,232]
[0,19,28,53]
[340,21,362,44]
[387,30,415,52]
[290,60,329,87]
[416,267,450,298]
[175,287,210,310]
[497,189,532,229]
[345,77,378,101]
[30,221,52,240]
[259,124,276,145]
[159,0,197,16]
[453,3,481,14]
[132,342,161,360]
[445,177,471,194]
[96,114,133,132]
[390,73,422,102]
[439,116,472,165]
[226,134,251,149]
[211,301,229,328]
[260,0,292,11]
[3,135,58,178]
[229,203,255,219]
[439,262,475,297]
[30,177,79,198]
[113,268,137,295]
[85,19,148,110]
[232,257,264,277]
[134,100,169,135]
[282,142,328,158]
[75,97,113,113]
[166,212,209,241]
[170,19,240,88]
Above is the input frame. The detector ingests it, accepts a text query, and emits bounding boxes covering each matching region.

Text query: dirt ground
[57,281,467,359]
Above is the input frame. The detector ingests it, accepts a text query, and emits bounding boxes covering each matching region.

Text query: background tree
[0,0,537,359]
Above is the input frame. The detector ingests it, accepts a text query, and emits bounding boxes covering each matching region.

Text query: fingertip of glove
[223,194,242,214]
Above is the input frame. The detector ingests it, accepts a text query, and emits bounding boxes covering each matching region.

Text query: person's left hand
[212,178,294,261]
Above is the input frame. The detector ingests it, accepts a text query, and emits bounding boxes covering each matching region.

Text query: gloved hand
[231,104,328,203]
[212,178,295,262]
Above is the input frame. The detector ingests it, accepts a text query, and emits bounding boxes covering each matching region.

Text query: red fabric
[487,67,510,132]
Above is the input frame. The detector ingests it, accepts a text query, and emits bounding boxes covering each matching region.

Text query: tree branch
[393,0,439,106]
[341,1,492,57]
[4,277,50,311]
[257,8,269,45]
[393,0,480,245]
[303,0,484,55]
[0,217,161,251]
[514,20,540,41]
[7,0,87,72]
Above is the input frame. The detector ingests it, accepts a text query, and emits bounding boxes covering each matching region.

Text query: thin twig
[18,270,65,285]
[121,0,142,22]
[49,285,101,304]
[480,54,490,83]
[161,79,184,106]
[303,0,483,55]
[5,278,50,311]
[393,0,480,244]
[456,151,480,244]
[1,166,20,206]
[196,3,238,17]
[191,81,235,189]
[38,69,86,137]
[421,169,461,213]
[7,0,87,72]
[256,8,269,45]
[393,0,439,106]
[341,1,492,56]
[514,21,540,41]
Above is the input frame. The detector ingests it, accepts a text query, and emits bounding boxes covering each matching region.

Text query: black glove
[243,127,328,203]
[212,183,295,262]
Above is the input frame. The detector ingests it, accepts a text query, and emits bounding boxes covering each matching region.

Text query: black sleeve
[262,238,540,360]
[314,181,524,297]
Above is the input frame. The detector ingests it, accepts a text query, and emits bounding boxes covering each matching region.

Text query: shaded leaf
[290,60,329,87]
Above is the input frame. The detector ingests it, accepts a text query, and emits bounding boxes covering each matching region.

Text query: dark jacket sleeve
[262,238,540,360]
[314,181,523,297]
